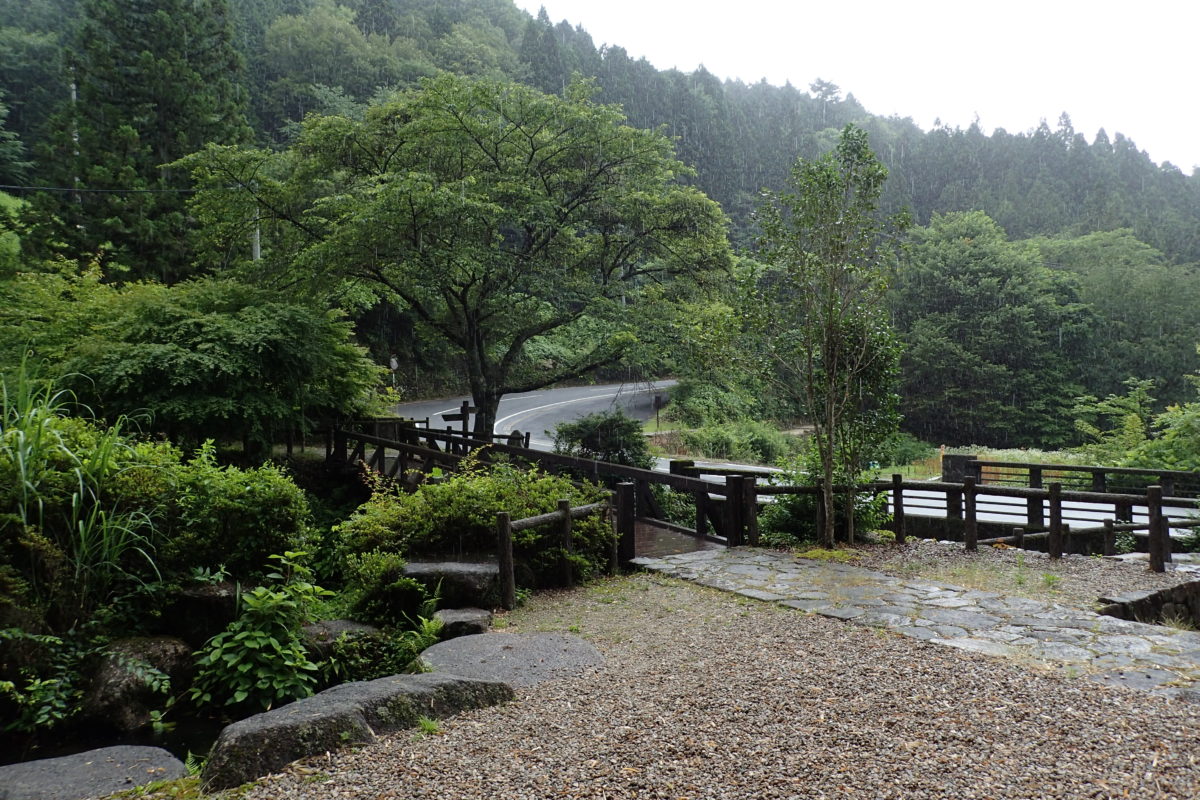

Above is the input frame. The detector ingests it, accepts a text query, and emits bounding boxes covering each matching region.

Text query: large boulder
[0,746,185,800]
[160,581,238,648]
[200,672,513,791]
[300,619,380,661]
[80,637,193,733]
[420,633,604,687]
[403,561,499,608]
[433,608,493,639]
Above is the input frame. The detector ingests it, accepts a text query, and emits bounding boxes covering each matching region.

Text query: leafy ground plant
[190,552,330,712]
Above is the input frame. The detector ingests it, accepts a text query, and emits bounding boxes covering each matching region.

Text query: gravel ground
[231,573,1200,800]
[851,539,1199,610]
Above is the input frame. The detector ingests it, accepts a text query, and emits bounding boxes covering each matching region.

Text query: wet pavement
[632,547,1200,699]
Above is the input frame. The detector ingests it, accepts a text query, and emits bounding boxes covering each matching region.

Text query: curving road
[393,381,676,450]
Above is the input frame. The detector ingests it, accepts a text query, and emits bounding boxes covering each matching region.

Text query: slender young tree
[755,124,904,546]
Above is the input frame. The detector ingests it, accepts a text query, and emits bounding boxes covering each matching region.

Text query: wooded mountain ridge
[2,0,1197,264]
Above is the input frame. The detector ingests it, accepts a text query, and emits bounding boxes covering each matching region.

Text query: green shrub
[190,552,330,712]
[553,410,654,469]
[157,442,312,581]
[877,432,936,467]
[759,452,890,545]
[0,368,166,629]
[336,461,612,588]
[681,420,799,464]
[666,381,752,428]
[342,550,430,627]
[324,618,443,683]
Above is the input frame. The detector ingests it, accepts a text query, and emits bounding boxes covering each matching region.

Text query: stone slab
[0,746,185,800]
[200,673,512,792]
[419,633,603,687]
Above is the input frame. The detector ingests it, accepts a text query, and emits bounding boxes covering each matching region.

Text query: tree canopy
[183,74,731,434]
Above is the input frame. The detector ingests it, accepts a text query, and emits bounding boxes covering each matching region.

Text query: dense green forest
[2,0,1199,448]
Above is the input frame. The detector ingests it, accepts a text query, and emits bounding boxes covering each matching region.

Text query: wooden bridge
[328,420,1200,576]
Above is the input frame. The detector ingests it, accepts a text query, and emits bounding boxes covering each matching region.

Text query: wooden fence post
[1048,482,1063,559]
[1102,519,1116,556]
[744,476,759,546]
[616,482,636,565]
[695,489,708,538]
[892,474,906,545]
[725,475,745,547]
[557,499,574,588]
[333,426,347,463]
[1147,485,1166,573]
[496,512,516,610]
[963,476,978,552]
[947,486,963,520]
[1013,527,1024,549]
[1027,467,1044,528]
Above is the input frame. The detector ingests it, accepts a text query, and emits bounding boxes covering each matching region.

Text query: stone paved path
[632,548,1200,699]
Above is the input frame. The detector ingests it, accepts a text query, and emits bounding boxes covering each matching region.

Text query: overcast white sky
[512,0,1199,173]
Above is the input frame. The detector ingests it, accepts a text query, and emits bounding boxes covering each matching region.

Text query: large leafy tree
[1,269,379,455]
[1031,229,1200,406]
[183,75,731,435]
[33,0,251,282]
[754,124,904,546]
[892,211,1093,447]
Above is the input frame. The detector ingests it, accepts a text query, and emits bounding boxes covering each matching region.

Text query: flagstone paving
[632,547,1200,699]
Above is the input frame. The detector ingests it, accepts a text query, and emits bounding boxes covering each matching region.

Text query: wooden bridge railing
[495,499,610,610]
[333,426,1200,574]
[965,459,1200,499]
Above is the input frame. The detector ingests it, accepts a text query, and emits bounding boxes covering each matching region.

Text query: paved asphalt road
[393,381,676,449]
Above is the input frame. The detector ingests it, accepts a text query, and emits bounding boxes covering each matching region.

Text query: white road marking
[494,390,629,430]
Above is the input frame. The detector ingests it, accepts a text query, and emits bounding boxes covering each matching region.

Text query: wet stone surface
[632,547,1200,695]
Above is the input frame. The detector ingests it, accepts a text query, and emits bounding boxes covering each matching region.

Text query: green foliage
[0,365,162,628]
[31,0,251,281]
[666,381,752,428]
[552,410,654,470]
[0,623,118,735]
[183,74,730,435]
[875,432,936,467]
[1,271,382,456]
[323,619,443,684]
[1031,230,1200,406]
[754,124,903,546]
[341,550,430,628]
[679,421,799,465]
[1072,369,1200,473]
[61,277,381,455]
[1072,379,1157,465]
[157,442,311,581]
[336,461,612,588]
[0,628,76,733]
[758,450,891,546]
[189,552,329,712]
[892,211,1091,448]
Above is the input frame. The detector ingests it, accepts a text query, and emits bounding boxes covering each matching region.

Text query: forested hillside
[5,0,1196,261]
[2,0,1199,446]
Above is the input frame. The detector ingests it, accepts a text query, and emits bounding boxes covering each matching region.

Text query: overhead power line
[0,183,202,194]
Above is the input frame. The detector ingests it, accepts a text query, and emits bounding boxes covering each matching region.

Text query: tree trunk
[472,390,500,439]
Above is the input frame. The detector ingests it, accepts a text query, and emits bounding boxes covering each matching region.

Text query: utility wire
[0,183,205,194]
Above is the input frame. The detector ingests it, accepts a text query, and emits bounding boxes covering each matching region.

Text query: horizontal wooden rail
[496,499,612,609]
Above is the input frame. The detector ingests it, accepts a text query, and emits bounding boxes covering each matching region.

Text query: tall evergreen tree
[36,0,251,282]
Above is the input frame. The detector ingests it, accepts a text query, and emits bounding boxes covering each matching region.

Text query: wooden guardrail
[334,426,1200,574]
[494,499,609,609]
[965,459,1200,498]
